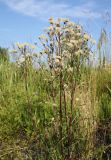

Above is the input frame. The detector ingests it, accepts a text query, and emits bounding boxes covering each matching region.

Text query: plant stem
[59,71,63,155]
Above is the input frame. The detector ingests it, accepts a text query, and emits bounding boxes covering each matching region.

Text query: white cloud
[0,0,101,19]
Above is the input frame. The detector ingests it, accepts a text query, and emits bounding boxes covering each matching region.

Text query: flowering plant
[38,17,96,156]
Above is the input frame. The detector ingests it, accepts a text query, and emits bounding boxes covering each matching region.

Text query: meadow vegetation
[0,18,111,160]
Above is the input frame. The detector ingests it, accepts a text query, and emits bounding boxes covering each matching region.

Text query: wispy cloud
[0,0,101,19]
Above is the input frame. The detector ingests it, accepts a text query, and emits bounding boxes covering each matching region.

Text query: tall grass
[0,20,111,160]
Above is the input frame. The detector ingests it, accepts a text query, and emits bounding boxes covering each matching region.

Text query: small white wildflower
[16,42,20,47]
[70,40,78,45]
[56,56,62,60]
[62,18,69,23]
[90,38,96,44]
[11,49,17,53]
[57,18,62,23]
[75,49,83,56]
[44,47,49,54]
[76,32,81,37]
[18,55,25,64]
[84,33,91,41]
[67,21,75,27]
[51,117,54,121]
[38,34,47,40]
[76,25,82,31]
[55,26,61,33]
[76,98,79,102]
[64,84,68,90]
[67,42,74,48]
[48,31,55,37]
[42,41,46,46]
[25,52,30,57]
[64,28,70,32]
[48,17,54,24]
[55,58,60,64]
[48,26,54,31]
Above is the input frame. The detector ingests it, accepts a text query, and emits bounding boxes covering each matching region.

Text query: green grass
[0,60,110,160]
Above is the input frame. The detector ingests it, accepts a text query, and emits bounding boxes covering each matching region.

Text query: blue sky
[0,0,111,48]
